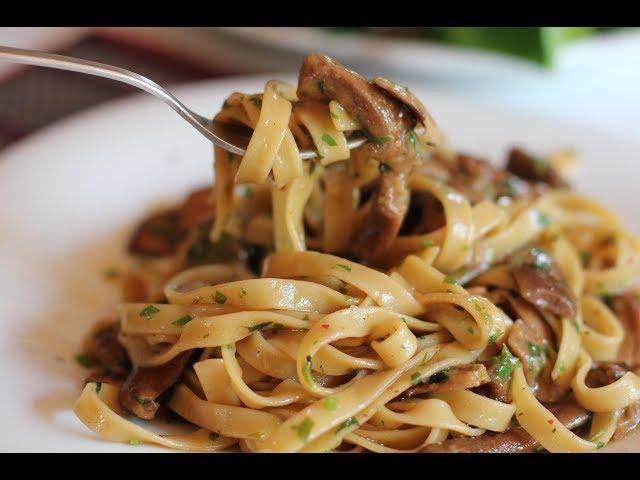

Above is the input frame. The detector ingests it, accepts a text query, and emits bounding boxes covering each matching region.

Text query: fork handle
[0,45,244,153]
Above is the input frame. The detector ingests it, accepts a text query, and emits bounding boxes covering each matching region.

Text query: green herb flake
[378,162,391,173]
[293,417,314,442]
[467,326,475,335]
[129,439,140,446]
[536,211,551,228]
[367,133,391,145]
[421,239,435,248]
[596,442,605,449]
[410,372,422,386]
[302,355,315,385]
[493,345,521,381]
[214,290,227,305]
[406,130,417,151]
[488,328,502,344]
[309,161,317,175]
[322,133,337,147]
[246,321,272,332]
[336,417,359,434]
[330,111,339,120]
[528,343,541,357]
[139,304,160,318]
[225,344,233,350]
[324,397,338,411]
[75,354,95,368]
[250,97,262,109]
[243,186,254,198]
[571,318,581,333]
[429,370,449,384]
[443,275,457,285]
[559,363,566,373]
[95,382,102,394]
[590,430,604,442]
[317,80,326,94]
[335,264,352,272]
[172,315,193,326]
[580,250,592,265]
[209,432,219,442]
[103,268,119,279]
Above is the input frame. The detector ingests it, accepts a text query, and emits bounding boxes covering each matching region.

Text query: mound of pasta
[73,54,640,453]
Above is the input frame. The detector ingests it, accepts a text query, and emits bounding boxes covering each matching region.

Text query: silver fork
[0,45,366,160]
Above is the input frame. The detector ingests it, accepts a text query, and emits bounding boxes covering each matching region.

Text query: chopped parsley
[410,372,422,386]
[528,343,541,357]
[95,382,102,394]
[558,363,566,373]
[172,315,193,326]
[242,186,254,198]
[536,211,551,228]
[250,97,262,109]
[488,328,502,344]
[378,162,391,173]
[596,441,605,449]
[292,417,314,442]
[302,355,314,385]
[214,290,227,304]
[336,417,359,434]
[139,304,160,318]
[335,264,352,272]
[529,248,552,271]
[225,344,233,350]
[103,268,119,279]
[324,397,338,411]
[75,354,95,368]
[322,133,337,147]
[129,439,140,446]
[429,370,449,384]
[467,326,475,335]
[590,430,604,442]
[406,130,417,151]
[246,322,272,332]
[493,345,520,381]
[209,432,219,442]
[571,318,581,333]
[366,133,391,145]
[330,111,339,119]
[421,239,435,248]
[443,275,457,285]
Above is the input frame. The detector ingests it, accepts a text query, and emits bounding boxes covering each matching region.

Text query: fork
[0,45,366,160]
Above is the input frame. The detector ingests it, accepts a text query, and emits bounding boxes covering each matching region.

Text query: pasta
[73,53,640,453]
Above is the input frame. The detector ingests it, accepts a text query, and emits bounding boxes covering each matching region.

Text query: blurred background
[0,26,639,151]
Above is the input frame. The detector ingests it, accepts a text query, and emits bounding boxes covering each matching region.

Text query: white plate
[0,75,638,452]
